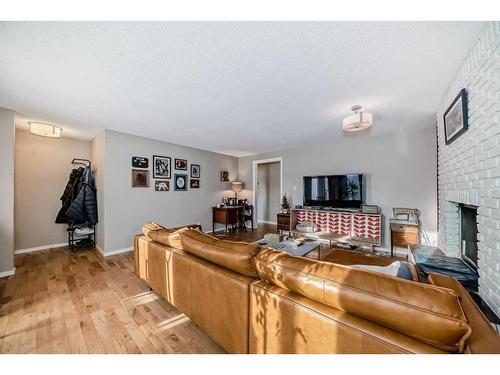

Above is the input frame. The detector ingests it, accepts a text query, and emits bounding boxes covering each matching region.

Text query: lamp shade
[29,122,62,138]
[231,181,243,192]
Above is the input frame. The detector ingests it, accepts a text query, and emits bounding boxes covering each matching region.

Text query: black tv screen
[303,174,363,208]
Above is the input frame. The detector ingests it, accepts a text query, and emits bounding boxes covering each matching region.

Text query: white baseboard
[0,268,16,278]
[96,246,133,257]
[15,242,67,255]
[257,220,277,225]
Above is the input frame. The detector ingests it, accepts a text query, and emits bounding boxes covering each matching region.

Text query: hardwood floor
[0,246,224,354]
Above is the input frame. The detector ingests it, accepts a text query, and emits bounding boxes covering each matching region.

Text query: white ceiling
[0,22,484,156]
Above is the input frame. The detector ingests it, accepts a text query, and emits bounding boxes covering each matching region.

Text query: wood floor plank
[79,311,106,354]
[1,272,27,353]
[35,291,54,354]
[48,274,71,353]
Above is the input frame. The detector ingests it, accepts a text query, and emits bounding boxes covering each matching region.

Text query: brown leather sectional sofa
[134,224,500,354]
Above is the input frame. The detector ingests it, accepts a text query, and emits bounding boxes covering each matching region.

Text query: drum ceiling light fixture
[342,105,373,132]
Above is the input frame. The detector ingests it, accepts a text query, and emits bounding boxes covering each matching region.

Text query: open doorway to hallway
[252,158,282,228]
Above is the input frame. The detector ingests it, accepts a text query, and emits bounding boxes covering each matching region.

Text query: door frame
[252,157,283,225]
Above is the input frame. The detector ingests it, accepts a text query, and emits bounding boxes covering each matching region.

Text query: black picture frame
[444,88,468,145]
[175,158,187,170]
[191,164,200,178]
[153,155,171,179]
[174,173,188,191]
[190,179,200,189]
[132,156,148,168]
[220,170,229,182]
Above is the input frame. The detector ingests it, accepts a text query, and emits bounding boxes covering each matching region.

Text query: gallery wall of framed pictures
[131,155,201,192]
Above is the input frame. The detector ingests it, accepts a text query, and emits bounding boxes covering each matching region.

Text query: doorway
[252,157,283,227]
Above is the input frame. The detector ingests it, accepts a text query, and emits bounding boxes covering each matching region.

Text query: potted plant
[281,194,290,214]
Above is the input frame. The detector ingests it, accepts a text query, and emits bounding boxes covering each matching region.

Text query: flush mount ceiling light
[342,105,373,132]
[28,122,62,138]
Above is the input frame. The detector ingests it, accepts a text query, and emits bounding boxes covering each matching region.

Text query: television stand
[289,207,383,250]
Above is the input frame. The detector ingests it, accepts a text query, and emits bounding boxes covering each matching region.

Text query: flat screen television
[303,174,364,209]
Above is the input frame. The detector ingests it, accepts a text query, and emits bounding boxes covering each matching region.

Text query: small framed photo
[132,169,149,188]
[220,170,229,182]
[175,158,187,170]
[132,156,148,168]
[444,88,468,145]
[190,179,200,189]
[153,155,171,179]
[155,180,170,191]
[174,174,188,191]
[191,164,200,178]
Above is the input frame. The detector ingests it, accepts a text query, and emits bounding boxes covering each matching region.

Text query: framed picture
[444,89,468,145]
[174,174,188,191]
[153,155,171,179]
[191,164,200,178]
[220,170,229,182]
[132,156,148,168]
[190,179,200,189]
[175,158,187,170]
[155,180,170,191]
[132,169,149,188]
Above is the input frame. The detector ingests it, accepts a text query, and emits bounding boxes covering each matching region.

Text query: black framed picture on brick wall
[444,88,468,145]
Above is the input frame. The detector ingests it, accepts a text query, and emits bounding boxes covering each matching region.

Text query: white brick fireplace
[437,22,500,315]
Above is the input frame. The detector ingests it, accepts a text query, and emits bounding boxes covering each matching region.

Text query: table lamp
[231,181,243,200]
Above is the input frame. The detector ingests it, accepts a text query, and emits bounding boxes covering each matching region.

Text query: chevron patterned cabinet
[291,208,383,249]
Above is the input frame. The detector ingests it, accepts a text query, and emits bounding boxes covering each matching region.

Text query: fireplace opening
[460,204,478,270]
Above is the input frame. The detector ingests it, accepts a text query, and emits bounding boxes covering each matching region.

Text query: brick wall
[437,22,500,315]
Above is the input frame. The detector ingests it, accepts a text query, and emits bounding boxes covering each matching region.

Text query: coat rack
[72,158,91,169]
[67,157,95,252]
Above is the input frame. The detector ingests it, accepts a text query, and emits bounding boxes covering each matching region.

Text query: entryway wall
[256,161,281,224]
[14,129,91,252]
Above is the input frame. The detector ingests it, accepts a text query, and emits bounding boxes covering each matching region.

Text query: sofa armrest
[428,272,500,353]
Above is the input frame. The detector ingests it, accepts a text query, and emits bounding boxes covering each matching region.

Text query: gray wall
[256,162,281,223]
[90,130,106,251]
[98,129,238,253]
[0,108,15,274]
[14,129,91,250]
[239,126,438,249]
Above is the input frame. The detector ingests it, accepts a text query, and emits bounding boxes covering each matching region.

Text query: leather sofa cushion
[142,222,187,249]
[142,222,204,249]
[253,248,471,352]
[180,229,260,277]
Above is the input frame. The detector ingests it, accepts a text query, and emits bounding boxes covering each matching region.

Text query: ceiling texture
[0,22,485,156]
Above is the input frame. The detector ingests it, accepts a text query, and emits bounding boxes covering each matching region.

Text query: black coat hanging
[55,159,98,225]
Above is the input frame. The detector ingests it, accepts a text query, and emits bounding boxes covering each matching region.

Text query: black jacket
[55,167,98,225]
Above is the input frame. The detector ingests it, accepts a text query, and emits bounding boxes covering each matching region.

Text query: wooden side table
[390,220,420,257]
[277,213,291,234]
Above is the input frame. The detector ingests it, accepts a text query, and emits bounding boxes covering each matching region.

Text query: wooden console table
[212,205,254,235]
[212,206,242,235]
